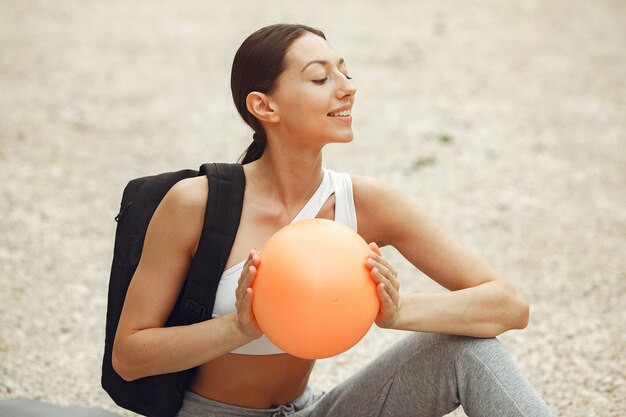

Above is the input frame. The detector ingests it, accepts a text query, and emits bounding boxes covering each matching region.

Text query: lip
[327,105,352,116]
[329,114,352,123]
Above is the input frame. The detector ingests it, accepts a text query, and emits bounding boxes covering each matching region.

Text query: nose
[336,73,356,99]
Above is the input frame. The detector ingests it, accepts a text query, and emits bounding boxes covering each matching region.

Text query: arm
[112,177,260,382]
[354,176,529,338]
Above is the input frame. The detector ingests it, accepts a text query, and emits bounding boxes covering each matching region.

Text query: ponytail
[238,131,267,164]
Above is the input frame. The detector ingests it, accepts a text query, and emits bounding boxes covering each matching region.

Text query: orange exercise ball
[252,218,380,359]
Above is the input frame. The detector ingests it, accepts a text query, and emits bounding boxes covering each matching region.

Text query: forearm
[392,281,529,338]
[112,313,255,381]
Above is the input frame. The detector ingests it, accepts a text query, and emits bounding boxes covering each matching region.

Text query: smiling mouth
[327,109,351,117]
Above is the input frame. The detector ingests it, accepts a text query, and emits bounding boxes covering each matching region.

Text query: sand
[1,1,625,416]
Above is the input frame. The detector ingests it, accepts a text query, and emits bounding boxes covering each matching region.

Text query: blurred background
[1,1,624,416]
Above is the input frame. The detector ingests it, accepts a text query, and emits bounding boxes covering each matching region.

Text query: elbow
[112,358,134,382]
[515,295,530,330]
[493,282,529,334]
[508,287,530,330]
[112,341,140,382]
[486,296,528,338]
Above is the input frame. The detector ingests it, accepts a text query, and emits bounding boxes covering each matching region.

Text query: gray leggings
[176,333,553,417]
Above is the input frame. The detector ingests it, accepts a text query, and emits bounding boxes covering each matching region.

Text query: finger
[245,265,257,287]
[369,251,397,277]
[384,280,400,305]
[371,267,400,304]
[383,266,400,291]
[244,249,256,268]
[236,266,248,296]
[237,250,259,287]
[369,242,381,255]
[237,265,257,301]
[237,287,250,316]
[367,256,399,294]
[377,283,394,309]
[367,258,393,282]
[237,258,253,288]
[242,249,258,270]
[370,266,391,288]
[249,249,261,267]
[241,288,254,311]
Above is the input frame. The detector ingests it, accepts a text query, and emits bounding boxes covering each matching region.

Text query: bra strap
[290,168,335,223]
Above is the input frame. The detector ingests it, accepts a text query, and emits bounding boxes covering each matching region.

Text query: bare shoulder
[163,175,209,209]
[350,174,415,246]
[350,174,378,191]
[351,174,412,212]
[145,176,209,255]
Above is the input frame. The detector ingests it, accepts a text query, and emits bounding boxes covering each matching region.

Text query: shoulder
[163,176,208,209]
[350,174,409,210]
[350,174,416,246]
[148,176,208,251]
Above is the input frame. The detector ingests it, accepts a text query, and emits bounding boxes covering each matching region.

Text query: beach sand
[1,1,625,416]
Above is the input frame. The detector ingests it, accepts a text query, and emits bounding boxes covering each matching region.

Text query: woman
[112,24,553,416]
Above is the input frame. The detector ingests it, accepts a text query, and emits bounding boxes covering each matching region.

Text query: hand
[366,242,401,329]
[234,249,263,339]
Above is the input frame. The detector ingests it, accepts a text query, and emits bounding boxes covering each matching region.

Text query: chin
[342,133,355,143]
[330,131,354,143]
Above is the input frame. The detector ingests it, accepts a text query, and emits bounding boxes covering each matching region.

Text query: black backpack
[101,163,246,417]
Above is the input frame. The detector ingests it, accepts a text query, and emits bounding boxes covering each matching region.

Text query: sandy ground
[1,1,625,416]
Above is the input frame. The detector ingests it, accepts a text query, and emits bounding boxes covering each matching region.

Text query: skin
[112,32,529,409]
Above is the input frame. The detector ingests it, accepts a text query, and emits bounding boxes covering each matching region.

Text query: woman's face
[269,32,357,147]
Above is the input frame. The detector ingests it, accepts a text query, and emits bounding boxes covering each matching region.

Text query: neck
[245,142,325,212]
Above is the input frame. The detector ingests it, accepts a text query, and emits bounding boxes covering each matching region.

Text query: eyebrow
[301,58,345,72]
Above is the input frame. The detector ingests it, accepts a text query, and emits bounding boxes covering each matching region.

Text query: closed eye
[313,73,352,85]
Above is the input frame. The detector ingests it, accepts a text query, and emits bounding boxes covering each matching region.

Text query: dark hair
[231,24,326,164]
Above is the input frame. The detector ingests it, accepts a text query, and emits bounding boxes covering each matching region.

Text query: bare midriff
[189,353,316,409]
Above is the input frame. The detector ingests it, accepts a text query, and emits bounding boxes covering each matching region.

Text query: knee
[449,336,516,378]
[399,333,503,361]
[445,335,506,363]
[456,336,504,357]
[390,334,501,385]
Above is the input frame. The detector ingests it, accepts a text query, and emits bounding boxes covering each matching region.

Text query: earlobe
[246,92,280,123]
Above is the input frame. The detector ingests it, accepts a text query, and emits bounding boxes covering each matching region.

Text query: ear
[246,92,280,123]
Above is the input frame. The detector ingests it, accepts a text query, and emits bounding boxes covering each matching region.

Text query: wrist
[389,293,417,331]
[388,294,404,330]
[226,313,261,342]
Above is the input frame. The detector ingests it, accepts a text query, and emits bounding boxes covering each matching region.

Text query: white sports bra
[211,168,358,355]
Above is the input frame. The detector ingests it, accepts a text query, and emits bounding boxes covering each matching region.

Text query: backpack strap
[176,163,246,323]
[117,170,199,266]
